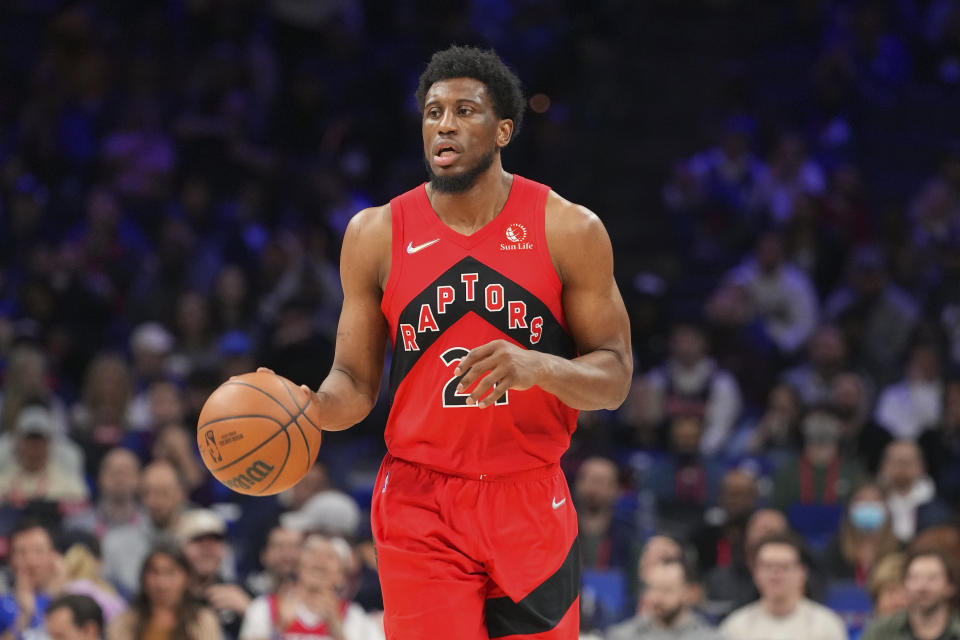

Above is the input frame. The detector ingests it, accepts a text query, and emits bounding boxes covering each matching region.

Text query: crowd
[1,0,960,639]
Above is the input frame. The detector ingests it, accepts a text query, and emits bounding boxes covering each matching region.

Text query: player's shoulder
[346,203,392,240]
[544,189,604,235]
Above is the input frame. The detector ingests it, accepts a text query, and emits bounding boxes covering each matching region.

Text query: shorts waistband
[385,454,561,482]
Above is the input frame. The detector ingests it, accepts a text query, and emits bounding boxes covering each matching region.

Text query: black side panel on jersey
[389,256,575,394]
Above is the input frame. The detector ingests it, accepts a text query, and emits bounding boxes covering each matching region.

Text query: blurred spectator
[106,539,221,640]
[866,552,908,617]
[691,469,759,576]
[879,440,953,544]
[44,593,104,640]
[825,247,919,387]
[0,405,89,507]
[820,483,900,586]
[66,447,145,538]
[828,371,891,474]
[102,460,187,596]
[217,331,256,381]
[0,343,69,436]
[748,132,827,225]
[239,534,383,640]
[643,324,742,456]
[169,291,218,377]
[861,550,960,640]
[0,520,64,638]
[574,458,637,580]
[605,557,724,640]
[151,423,206,497]
[920,377,960,502]
[782,325,849,407]
[244,527,303,599]
[650,416,723,536]
[704,509,788,617]
[59,531,126,623]
[128,323,174,394]
[874,343,944,440]
[736,382,803,460]
[771,409,862,512]
[259,299,335,392]
[720,533,847,640]
[277,464,332,512]
[909,525,960,593]
[71,354,136,473]
[724,230,820,356]
[177,509,249,640]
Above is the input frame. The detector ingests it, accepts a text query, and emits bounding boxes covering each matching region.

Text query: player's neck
[426,166,513,236]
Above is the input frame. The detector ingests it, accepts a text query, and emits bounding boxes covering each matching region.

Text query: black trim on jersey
[484,537,580,638]
[389,256,575,394]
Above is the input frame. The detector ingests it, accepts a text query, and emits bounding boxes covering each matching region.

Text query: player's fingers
[456,354,498,392]
[467,366,509,406]
[453,341,500,376]
[256,366,275,375]
[477,371,511,409]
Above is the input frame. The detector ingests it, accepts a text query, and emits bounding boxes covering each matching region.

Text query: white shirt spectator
[240,595,383,640]
[720,598,847,640]
[874,379,943,439]
[727,258,820,354]
[647,359,742,456]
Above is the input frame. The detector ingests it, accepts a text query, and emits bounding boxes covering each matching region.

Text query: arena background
[1,1,960,638]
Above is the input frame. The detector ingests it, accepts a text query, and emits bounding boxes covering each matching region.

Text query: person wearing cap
[178,508,251,640]
[279,491,361,540]
[0,405,89,507]
[771,408,863,512]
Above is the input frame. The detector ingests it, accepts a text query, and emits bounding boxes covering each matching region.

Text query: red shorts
[371,454,580,640]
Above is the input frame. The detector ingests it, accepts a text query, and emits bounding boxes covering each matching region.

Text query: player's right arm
[307,205,391,431]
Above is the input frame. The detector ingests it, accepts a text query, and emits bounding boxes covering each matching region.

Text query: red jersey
[380,174,578,477]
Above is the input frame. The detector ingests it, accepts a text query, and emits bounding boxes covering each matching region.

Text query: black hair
[751,531,809,568]
[10,517,56,547]
[415,45,525,136]
[46,593,104,632]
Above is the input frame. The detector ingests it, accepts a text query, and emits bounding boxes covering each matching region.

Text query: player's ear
[496,119,514,149]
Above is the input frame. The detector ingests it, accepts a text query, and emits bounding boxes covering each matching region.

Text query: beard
[425,145,497,193]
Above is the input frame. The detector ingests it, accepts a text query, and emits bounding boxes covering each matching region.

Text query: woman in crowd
[107,539,221,640]
[821,483,900,586]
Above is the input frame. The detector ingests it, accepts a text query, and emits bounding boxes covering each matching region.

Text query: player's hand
[454,340,544,408]
[256,366,276,375]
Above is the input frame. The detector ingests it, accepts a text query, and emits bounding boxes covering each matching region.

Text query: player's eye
[458,107,472,116]
[427,108,441,119]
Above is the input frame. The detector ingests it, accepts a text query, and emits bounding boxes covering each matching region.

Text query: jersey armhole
[535,188,563,296]
[380,200,404,339]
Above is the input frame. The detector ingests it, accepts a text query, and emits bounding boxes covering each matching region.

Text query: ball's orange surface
[197,371,323,496]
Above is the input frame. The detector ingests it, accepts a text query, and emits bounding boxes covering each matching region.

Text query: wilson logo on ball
[224,460,275,491]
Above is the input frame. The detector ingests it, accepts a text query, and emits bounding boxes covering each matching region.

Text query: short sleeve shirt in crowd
[239,594,383,640]
[719,598,848,640]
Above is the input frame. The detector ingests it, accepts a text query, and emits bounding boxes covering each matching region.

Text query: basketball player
[267,45,632,639]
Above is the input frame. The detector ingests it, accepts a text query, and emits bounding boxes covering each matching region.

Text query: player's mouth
[433,141,462,168]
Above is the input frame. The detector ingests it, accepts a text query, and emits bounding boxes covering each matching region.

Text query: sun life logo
[505,224,527,243]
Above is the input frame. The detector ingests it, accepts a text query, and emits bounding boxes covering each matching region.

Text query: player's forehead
[424,77,490,107]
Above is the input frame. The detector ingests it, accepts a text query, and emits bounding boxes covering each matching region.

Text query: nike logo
[407,238,440,254]
[552,497,566,510]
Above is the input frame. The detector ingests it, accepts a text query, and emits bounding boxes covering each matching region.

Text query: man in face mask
[607,557,725,640]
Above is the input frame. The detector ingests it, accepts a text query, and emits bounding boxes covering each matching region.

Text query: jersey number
[439,347,509,408]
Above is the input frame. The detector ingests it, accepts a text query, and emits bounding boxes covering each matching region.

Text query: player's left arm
[455,194,633,410]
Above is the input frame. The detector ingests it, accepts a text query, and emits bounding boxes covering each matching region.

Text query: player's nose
[437,107,457,133]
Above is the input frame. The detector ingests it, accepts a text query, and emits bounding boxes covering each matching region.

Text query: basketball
[197,371,323,496]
